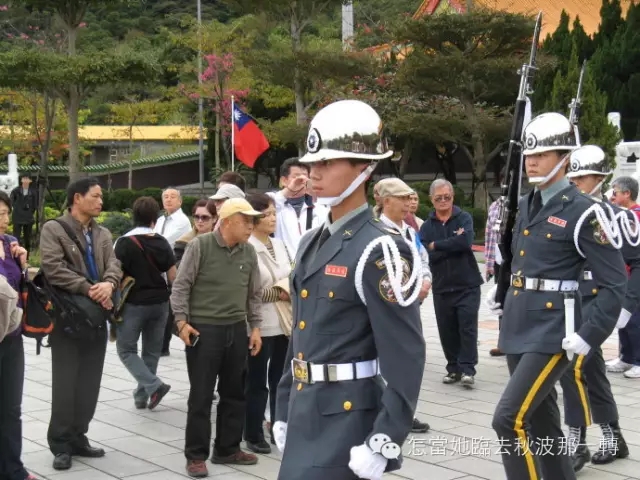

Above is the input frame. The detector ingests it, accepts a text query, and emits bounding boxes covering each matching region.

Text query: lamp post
[197,0,205,194]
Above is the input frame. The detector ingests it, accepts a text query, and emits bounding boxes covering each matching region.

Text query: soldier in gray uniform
[560,145,640,470]
[273,99,426,480]
[486,113,627,480]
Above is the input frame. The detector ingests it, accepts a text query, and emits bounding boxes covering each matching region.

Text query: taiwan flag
[233,104,269,168]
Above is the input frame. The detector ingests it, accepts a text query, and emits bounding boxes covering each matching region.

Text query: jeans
[620,309,640,366]
[185,322,247,460]
[116,302,169,402]
[245,335,289,442]
[0,334,28,480]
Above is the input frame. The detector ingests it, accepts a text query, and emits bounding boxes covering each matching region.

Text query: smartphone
[189,333,200,347]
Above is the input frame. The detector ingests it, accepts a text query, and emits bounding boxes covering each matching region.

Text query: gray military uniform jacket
[274,207,425,479]
[579,199,640,314]
[499,183,627,354]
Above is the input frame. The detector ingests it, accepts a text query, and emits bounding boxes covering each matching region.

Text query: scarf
[404,213,419,231]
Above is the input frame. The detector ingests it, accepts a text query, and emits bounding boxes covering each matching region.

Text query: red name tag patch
[547,216,567,228]
[325,265,348,277]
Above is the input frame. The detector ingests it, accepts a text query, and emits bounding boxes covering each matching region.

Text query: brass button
[301,289,308,299]
[328,291,334,298]
[343,401,352,411]
[297,383,303,391]
[520,250,525,257]
[523,229,530,236]
[592,288,598,295]
[299,321,306,330]
[513,290,519,296]
[546,302,553,309]
[546,233,552,239]
[297,352,304,360]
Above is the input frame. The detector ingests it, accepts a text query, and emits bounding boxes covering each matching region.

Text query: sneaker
[442,373,461,384]
[186,460,208,478]
[607,359,632,373]
[211,450,258,465]
[148,384,171,410]
[624,365,640,378]
[134,399,147,409]
[461,374,475,388]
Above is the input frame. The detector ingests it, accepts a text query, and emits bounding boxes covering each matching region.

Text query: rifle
[568,60,587,145]
[494,12,543,308]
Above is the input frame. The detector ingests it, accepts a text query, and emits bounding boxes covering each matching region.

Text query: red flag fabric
[233,104,269,168]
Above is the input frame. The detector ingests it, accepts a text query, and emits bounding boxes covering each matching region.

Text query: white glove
[617,308,632,329]
[485,285,503,316]
[562,333,591,356]
[348,444,387,480]
[273,421,287,453]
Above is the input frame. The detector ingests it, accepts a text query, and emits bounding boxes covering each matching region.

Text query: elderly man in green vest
[170,198,265,478]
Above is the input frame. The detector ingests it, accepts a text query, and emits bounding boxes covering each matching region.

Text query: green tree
[11,0,143,180]
[591,1,640,139]
[224,0,375,153]
[594,0,625,49]
[545,42,620,161]
[391,9,538,207]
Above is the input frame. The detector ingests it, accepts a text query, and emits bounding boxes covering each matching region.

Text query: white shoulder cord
[614,209,640,246]
[354,232,423,307]
[573,202,623,257]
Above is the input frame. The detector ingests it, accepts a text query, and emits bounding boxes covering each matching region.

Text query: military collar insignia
[343,229,352,237]
[562,195,569,201]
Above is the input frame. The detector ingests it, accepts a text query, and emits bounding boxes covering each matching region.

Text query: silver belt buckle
[324,364,339,382]
[530,278,540,290]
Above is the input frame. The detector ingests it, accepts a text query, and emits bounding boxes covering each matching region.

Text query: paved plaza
[18,281,640,480]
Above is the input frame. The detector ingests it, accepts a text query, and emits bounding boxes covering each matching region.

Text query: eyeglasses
[194,215,213,222]
[433,195,452,202]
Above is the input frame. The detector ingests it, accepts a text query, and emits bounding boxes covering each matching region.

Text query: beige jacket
[40,212,122,295]
[0,275,21,342]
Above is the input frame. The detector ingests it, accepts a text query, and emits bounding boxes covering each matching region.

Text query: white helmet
[566,145,611,179]
[523,112,578,156]
[300,100,393,164]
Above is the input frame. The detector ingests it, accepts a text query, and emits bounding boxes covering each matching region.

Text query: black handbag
[51,219,113,339]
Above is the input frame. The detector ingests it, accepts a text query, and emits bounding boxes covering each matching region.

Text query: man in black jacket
[419,179,483,387]
[10,174,37,252]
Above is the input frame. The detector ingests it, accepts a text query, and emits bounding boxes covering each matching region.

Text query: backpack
[19,268,55,354]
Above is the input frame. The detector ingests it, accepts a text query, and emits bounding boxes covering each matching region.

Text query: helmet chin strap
[589,180,605,197]
[315,163,377,207]
[528,153,569,186]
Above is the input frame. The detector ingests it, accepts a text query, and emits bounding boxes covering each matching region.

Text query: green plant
[97,212,134,239]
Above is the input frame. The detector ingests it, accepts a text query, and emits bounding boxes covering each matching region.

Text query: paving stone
[19,278,639,479]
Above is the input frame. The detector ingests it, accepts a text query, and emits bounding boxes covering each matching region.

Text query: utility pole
[342,2,354,51]
[197,0,205,194]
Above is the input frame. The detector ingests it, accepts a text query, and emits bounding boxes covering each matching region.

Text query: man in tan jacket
[40,177,122,471]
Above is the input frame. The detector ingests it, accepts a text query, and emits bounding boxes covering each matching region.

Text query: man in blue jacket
[419,179,483,387]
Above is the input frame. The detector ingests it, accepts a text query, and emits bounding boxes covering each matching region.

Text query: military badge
[591,219,609,245]
[525,133,537,150]
[547,216,567,228]
[378,259,411,303]
[307,128,321,153]
[325,265,348,277]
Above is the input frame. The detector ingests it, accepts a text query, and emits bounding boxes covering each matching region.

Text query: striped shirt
[485,199,501,273]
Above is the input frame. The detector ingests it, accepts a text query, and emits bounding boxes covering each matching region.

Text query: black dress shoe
[246,439,272,454]
[72,445,105,458]
[53,453,72,470]
[411,417,430,433]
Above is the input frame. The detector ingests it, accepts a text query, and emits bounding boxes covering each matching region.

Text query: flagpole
[231,95,235,171]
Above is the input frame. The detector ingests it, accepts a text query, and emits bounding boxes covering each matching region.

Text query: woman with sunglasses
[174,199,218,266]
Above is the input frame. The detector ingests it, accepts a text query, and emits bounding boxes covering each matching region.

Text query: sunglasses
[433,195,452,202]
[194,215,213,222]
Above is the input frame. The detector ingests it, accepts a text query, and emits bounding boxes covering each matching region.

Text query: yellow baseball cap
[218,198,263,220]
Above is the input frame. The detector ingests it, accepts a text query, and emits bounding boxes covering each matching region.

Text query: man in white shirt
[154,187,192,356]
[154,188,192,248]
[376,177,432,434]
[267,157,328,258]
